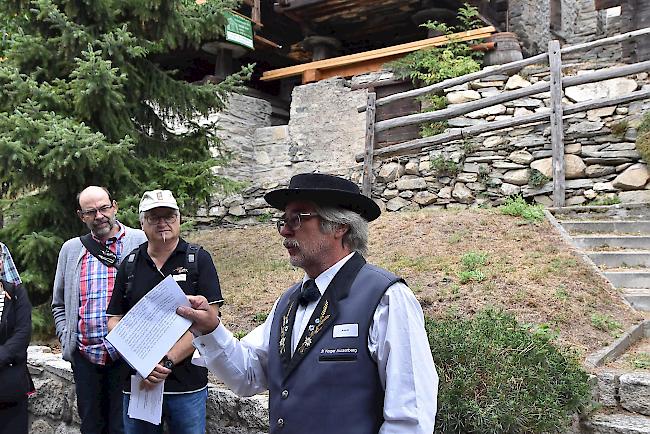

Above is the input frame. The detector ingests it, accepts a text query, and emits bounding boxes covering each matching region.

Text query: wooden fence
[356,27,650,207]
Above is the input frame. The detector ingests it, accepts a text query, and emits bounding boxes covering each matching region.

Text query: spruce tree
[0,0,251,307]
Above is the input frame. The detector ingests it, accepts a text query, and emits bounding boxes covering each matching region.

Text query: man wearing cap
[178,173,438,433]
[52,186,146,434]
[107,190,223,434]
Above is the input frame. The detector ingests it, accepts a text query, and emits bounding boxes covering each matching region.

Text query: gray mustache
[283,239,299,248]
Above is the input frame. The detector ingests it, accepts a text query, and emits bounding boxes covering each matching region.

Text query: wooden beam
[548,40,565,208]
[595,0,623,10]
[254,34,282,49]
[362,92,377,197]
[260,26,495,81]
[301,54,404,83]
[354,89,650,162]
[362,26,650,112]
[373,60,650,132]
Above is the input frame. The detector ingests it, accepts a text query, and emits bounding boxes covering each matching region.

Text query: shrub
[430,156,461,176]
[427,309,591,433]
[499,195,545,223]
[529,168,550,188]
[611,120,628,138]
[636,111,650,163]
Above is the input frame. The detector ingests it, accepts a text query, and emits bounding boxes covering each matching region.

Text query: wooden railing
[356,27,650,207]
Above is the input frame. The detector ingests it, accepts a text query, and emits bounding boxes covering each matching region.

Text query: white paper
[106,275,191,378]
[127,375,164,425]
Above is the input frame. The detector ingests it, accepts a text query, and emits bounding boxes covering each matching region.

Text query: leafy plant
[430,156,461,176]
[586,196,621,206]
[428,309,591,433]
[631,353,650,370]
[590,313,622,335]
[499,196,545,223]
[611,120,629,138]
[458,269,485,283]
[458,251,488,284]
[636,111,650,163]
[253,312,269,323]
[529,169,550,188]
[421,120,449,137]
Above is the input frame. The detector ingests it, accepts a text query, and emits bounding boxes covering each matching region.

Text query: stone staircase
[549,204,650,433]
[550,204,650,311]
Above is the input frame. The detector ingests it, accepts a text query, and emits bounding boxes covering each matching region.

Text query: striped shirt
[78,223,126,365]
[0,242,21,284]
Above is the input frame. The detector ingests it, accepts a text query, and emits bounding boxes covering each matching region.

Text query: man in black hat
[178,173,438,434]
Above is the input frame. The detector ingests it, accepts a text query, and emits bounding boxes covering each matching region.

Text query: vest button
[281,389,289,399]
[277,418,285,428]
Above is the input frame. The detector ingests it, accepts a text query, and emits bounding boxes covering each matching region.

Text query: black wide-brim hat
[264,173,381,222]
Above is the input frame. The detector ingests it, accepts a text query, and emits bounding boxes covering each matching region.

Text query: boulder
[452,183,474,204]
[395,177,427,191]
[612,164,650,190]
[405,160,419,175]
[438,186,452,200]
[504,75,532,90]
[383,189,399,200]
[500,183,521,196]
[503,169,531,186]
[447,89,481,104]
[619,373,650,416]
[530,155,586,179]
[565,77,638,102]
[386,197,410,211]
[413,191,437,206]
[508,150,534,165]
[377,162,404,183]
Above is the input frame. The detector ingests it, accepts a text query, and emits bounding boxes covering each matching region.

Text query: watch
[161,355,175,370]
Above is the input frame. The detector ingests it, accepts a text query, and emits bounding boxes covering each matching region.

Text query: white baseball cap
[139,190,179,213]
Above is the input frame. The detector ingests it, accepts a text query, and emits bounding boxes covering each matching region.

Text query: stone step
[588,251,650,268]
[573,235,650,250]
[623,288,650,311]
[604,271,650,289]
[559,220,650,234]
[585,413,650,434]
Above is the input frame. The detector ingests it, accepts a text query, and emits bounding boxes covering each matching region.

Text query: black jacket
[0,280,32,367]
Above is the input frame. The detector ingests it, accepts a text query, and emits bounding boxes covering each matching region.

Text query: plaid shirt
[78,223,126,365]
[0,242,21,284]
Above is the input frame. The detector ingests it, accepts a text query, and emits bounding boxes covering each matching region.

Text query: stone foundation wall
[201,65,650,224]
[26,347,268,434]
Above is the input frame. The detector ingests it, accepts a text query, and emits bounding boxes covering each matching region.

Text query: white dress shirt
[193,253,438,433]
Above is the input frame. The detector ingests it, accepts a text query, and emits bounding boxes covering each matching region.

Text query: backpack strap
[124,249,140,300]
[186,243,201,293]
[79,234,118,268]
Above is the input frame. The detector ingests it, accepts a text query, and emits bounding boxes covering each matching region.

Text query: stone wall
[201,64,650,224]
[26,347,268,434]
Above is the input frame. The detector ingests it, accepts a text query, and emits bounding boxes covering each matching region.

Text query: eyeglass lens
[146,214,177,225]
[81,204,113,217]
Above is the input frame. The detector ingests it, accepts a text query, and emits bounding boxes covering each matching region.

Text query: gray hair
[313,204,369,255]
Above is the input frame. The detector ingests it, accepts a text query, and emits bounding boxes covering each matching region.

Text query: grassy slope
[188,208,644,357]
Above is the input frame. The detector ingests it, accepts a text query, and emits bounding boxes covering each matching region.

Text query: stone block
[586,165,616,178]
[395,177,427,191]
[565,78,638,103]
[447,90,481,104]
[619,190,650,203]
[500,183,521,196]
[386,197,410,211]
[505,75,532,90]
[612,164,650,190]
[619,373,650,416]
[508,150,534,165]
[503,169,530,186]
[531,155,586,179]
[413,191,437,206]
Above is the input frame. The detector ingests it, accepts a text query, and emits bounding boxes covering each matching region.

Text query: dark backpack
[123,243,201,298]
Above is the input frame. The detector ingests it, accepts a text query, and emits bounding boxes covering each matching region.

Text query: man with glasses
[107,190,223,434]
[178,173,438,434]
[52,186,146,434]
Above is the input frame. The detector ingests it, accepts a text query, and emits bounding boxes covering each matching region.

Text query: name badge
[333,323,358,338]
[173,273,187,282]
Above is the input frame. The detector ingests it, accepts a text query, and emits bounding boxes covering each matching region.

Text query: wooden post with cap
[362,92,377,197]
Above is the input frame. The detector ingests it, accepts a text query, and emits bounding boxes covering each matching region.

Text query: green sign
[225,11,254,49]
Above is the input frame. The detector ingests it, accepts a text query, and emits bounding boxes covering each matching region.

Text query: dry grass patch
[188,208,644,356]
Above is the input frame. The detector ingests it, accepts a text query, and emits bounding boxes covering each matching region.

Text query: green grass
[631,353,650,370]
[590,313,622,336]
[499,196,545,223]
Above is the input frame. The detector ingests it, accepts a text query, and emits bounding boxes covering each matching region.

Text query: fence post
[362,91,377,197]
[548,39,565,207]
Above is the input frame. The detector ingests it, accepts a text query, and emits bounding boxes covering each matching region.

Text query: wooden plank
[260,26,495,81]
[302,69,322,83]
[354,88,650,162]
[595,0,623,10]
[374,60,650,132]
[548,40,565,208]
[362,26,650,112]
[362,92,377,197]
[302,54,404,82]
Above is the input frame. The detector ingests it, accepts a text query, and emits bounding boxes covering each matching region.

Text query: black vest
[267,253,403,434]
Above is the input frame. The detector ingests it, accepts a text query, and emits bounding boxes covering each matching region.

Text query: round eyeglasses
[276,212,319,233]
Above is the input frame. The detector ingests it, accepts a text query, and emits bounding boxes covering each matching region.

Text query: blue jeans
[123,387,207,434]
[72,350,125,434]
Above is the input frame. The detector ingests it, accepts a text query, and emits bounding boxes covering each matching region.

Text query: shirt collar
[303,251,356,296]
